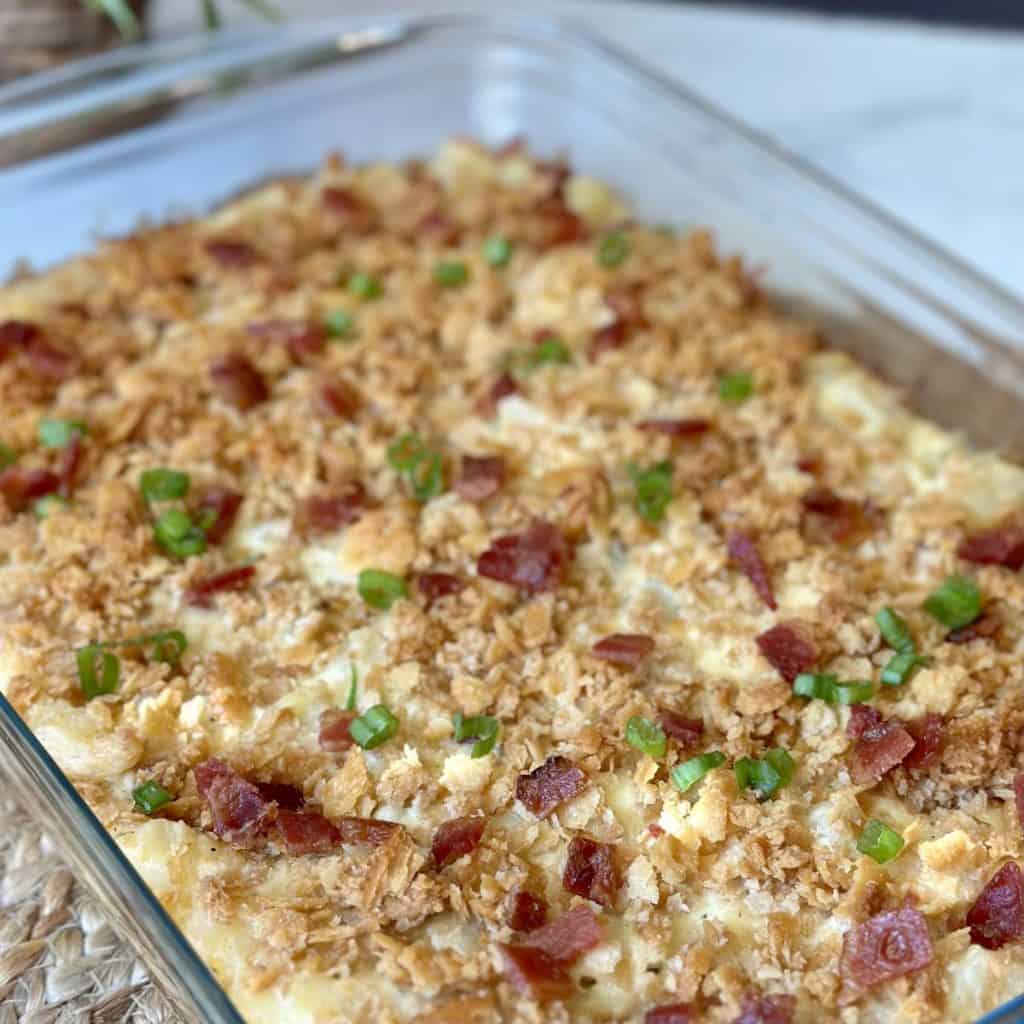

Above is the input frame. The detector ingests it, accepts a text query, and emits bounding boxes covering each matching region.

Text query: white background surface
[155,1,1024,298]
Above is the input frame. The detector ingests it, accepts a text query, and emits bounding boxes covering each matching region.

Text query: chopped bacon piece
[756,622,817,682]
[321,186,374,231]
[194,486,243,544]
[194,758,276,846]
[432,816,486,869]
[1015,774,1024,837]
[25,333,74,381]
[903,713,943,771]
[796,454,821,475]
[533,197,588,249]
[523,905,603,962]
[418,572,464,603]
[516,756,588,819]
[659,710,704,747]
[589,318,628,361]
[732,992,796,1024]
[315,378,360,418]
[947,610,1000,645]
[477,519,573,593]
[337,816,401,846]
[966,863,1024,950]
[255,781,305,811]
[248,318,325,361]
[57,433,82,499]
[499,944,573,1001]
[801,487,871,545]
[591,633,655,668]
[647,823,665,838]
[637,418,711,438]
[0,319,38,353]
[847,707,916,784]
[277,810,342,854]
[210,354,269,410]
[0,467,59,512]
[562,836,620,907]
[318,709,356,753]
[727,530,776,610]
[645,1003,694,1024]
[455,455,506,502]
[840,908,933,993]
[295,485,366,536]
[958,525,1024,571]
[185,566,255,608]
[477,371,520,415]
[508,891,548,933]
[418,210,461,245]
[205,239,259,268]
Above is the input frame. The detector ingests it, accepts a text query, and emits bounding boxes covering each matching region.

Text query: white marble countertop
[153,1,1024,299]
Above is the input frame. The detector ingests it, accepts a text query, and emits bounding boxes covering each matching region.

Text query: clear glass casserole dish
[1,12,1023,1023]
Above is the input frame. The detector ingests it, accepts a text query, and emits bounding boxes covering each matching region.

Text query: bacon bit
[727,530,776,610]
[193,758,276,846]
[637,418,711,438]
[562,835,620,907]
[25,333,75,381]
[0,467,59,512]
[645,1004,694,1024]
[516,755,588,819]
[756,622,817,682]
[418,210,461,245]
[337,816,401,846]
[647,823,665,838]
[499,945,573,1001]
[524,904,603,962]
[418,572,464,603]
[946,610,1000,645]
[295,485,366,536]
[847,707,916,784]
[277,810,342,854]
[840,908,933,994]
[205,239,259,268]
[533,197,588,249]
[591,633,655,668]
[958,524,1024,571]
[255,781,305,811]
[194,487,243,545]
[0,319,38,354]
[966,863,1024,949]
[315,378,360,418]
[185,566,255,608]
[796,454,821,475]
[248,318,326,361]
[431,816,486,869]
[476,371,520,416]
[477,519,573,593]
[903,713,943,771]
[321,186,374,231]
[57,433,82,499]
[318,709,356,753]
[589,317,629,361]
[508,891,548,933]
[732,993,796,1024]
[210,354,269,410]
[659,710,704,747]
[1015,774,1024,837]
[801,487,873,545]
[455,455,505,502]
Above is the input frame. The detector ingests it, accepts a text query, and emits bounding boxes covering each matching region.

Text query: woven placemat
[0,788,184,1023]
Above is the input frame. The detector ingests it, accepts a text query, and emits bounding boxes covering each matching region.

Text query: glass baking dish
[1,13,1023,1023]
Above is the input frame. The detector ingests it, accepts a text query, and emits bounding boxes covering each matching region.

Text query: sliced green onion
[357,569,407,610]
[139,468,190,502]
[529,337,572,369]
[350,704,399,749]
[671,751,726,793]
[735,748,794,799]
[856,819,905,864]
[434,260,469,288]
[763,748,795,789]
[38,418,87,448]
[133,780,172,815]
[625,716,667,759]
[718,371,754,404]
[453,713,500,758]
[348,272,382,300]
[153,508,206,559]
[875,607,914,653]
[881,651,929,687]
[345,665,358,711]
[629,460,673,523]
[793,673,872,704]
[409,450,444,501]
[596,231,630,269]
[832,681,874,705]
[140,630,188,666]
[76,645,120,700]
[482,236,512,267]
[387,432,426,471]
[33,494,67,519]
[324,308,355,339]
[0,443,15,470]
[923,575,982,630]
